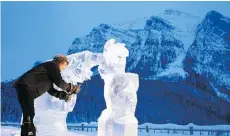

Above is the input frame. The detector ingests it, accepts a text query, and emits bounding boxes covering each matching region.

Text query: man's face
[58,61,68,71]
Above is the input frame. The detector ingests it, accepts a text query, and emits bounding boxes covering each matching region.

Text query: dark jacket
[14,61,71,98]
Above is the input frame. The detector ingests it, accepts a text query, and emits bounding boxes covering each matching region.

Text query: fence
[2,122,230,135]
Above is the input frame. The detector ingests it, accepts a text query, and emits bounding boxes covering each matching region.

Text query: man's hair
[53,54,69,64]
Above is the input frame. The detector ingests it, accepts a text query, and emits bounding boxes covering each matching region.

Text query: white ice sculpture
[97,39,139,136]
[19,39,139,136]
[31,51,102,136]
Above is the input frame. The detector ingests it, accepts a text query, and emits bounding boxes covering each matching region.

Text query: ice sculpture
[97,39,139,136]
[32,51,102,136]
[18,39,139,136]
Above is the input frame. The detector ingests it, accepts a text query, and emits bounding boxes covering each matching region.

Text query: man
[14,54,80,136]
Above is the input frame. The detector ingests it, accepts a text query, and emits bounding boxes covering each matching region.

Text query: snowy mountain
[1,81,21,122]
[1,10,230,125]
[68,11,190,78]
[184,11,230,102]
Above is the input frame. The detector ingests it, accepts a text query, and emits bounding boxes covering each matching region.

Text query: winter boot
[21,117,36,136]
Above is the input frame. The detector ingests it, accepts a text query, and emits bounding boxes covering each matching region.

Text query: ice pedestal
[34,91,77,136]
[34,110,69,136]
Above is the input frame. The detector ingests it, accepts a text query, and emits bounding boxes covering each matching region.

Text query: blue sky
[1,1,230,81]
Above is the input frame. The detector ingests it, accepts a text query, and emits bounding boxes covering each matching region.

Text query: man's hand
[65,94,73,103]
[58,91,73,102]
[69,84,81,94]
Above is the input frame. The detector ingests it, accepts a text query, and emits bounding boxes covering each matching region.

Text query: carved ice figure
[29,51,102,136]
[97,39,139,136]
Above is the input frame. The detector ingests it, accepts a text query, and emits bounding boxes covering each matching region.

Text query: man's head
[53,54,69,71]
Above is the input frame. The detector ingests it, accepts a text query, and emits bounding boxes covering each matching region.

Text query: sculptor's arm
[48,87,68,100]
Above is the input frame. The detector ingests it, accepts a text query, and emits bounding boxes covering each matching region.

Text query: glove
[58,91,73,103]
[69,84,81,94]
[65,94,73,103]
[58,91,67,100]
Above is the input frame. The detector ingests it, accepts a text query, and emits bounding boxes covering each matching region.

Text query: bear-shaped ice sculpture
[31,51,102,136]
[97,39,139,136]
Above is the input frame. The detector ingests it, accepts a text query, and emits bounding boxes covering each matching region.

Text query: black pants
[16,84,35,123]
[16,84,36,136]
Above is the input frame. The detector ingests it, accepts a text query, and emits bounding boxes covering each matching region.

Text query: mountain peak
[198,10,230,37]
[98,24,111,30]
[206,10,223,18]
[144,16,175,31]
[204,10,230,24]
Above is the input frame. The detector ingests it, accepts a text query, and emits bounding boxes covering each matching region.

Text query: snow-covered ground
[1,126,95,136]
[0,127,194,136]
[1,123,230,136]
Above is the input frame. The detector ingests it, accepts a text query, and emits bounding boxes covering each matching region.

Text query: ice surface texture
[98,39,139,136]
